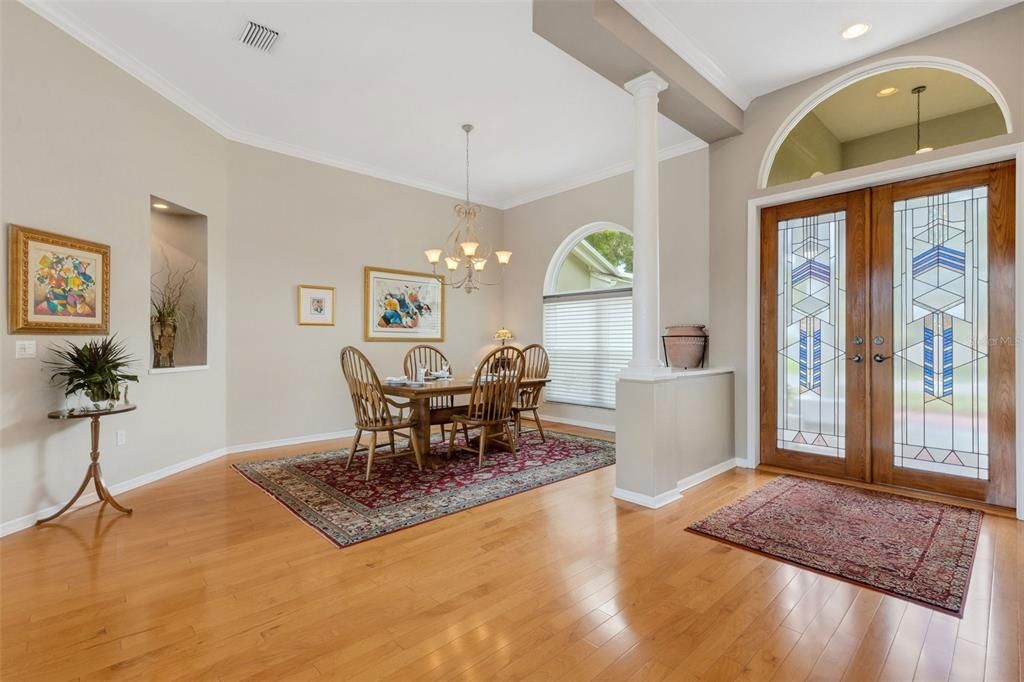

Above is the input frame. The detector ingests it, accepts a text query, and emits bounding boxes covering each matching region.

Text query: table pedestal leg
[36,415,133,525]
[413,398,438,468]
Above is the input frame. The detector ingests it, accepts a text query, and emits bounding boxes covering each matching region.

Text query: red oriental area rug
[234,431,614,548]
[687,476,983,615]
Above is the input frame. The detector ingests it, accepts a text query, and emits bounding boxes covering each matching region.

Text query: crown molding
[227,128,503,207]
[615,0,751,110]
[501,137,707,210]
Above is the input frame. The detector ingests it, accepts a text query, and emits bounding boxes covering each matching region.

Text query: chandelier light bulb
[424,248,443,264]
[460,241,479,257]
[495,250,512,265]
[444,256,459,271]
[473,258,487,271]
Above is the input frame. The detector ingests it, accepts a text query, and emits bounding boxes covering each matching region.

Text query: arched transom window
[765,64,1010,187]
[543,224,633,409]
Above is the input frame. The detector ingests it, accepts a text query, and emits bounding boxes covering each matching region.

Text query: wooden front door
[760,189,871,481]
[760,162,1017,507]
[869,163,1016,506]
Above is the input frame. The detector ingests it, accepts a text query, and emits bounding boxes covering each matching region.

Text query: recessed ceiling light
[876,87,899,97]
[915,147,934,155]
[152,203,169,210]
[842,23,871,40]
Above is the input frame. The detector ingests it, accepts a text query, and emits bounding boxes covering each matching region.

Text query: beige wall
[1,3,228,524]
[841,103,1007,170]
[708,4,1023,462]
[766,112,842,186]
[502,148,710,429]
[150,210,209,367]
[224,143,505,446]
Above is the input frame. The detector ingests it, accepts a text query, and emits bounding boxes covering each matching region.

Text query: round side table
[38,404,138,525]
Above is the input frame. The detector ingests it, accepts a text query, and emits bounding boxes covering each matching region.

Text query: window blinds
[542,289,632,409]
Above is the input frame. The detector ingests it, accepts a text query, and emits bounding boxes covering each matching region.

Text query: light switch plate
[116,430,127,446]
[15,340,36,359]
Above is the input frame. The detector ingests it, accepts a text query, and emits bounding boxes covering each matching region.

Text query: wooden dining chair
[511,343,549,442]
[403,345,455,441]
[340,346,423,480]
[448,346,525,468]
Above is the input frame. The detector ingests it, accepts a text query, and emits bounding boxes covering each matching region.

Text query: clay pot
[663,325,708,369]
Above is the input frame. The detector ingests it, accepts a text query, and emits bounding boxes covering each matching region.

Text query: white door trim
[745,142,1024,519]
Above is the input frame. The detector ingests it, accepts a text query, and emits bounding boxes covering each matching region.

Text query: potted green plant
[150,252,197,369]
[47,335,139,411]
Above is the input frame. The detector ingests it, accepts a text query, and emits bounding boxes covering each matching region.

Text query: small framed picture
[297,284,335,326]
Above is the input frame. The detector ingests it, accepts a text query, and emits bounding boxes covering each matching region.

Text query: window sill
[149,365,209,375]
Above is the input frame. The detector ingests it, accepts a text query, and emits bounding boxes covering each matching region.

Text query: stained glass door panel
[776,211,846,458]
[892,186,988,479]
[871,162,1015,507]
[760,191,869,480]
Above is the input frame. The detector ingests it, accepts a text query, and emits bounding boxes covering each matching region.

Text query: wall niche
[150,196,208,370]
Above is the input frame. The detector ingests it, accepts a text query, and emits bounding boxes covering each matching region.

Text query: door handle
[848,353,863,363]
[873,353,890,363]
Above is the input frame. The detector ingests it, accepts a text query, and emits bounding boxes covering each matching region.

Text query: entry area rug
[687,476,983,616]
[234,431,615,548]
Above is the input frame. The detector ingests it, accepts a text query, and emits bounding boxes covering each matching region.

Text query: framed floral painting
[364,267,444,342]
[297,284,335,326]
[8,225,110,334]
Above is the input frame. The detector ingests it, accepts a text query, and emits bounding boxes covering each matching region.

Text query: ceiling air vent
[239,21,279,52]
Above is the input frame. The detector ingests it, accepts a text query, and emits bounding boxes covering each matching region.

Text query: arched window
[543,223,632,409]
[762,61,1011,188]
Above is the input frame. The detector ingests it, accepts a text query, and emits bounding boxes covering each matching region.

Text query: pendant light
[913,85,933,154]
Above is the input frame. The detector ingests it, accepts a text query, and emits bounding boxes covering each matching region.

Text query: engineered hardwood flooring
[1,423,1020,681]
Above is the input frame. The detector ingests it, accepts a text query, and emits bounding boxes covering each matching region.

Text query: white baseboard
[612,486,681,509]
[1,428,358,538]
[677,458,744,491]
[537,413,616,433]
[612,457,743,511]
[224,429,356,455]
[0,445,228,537]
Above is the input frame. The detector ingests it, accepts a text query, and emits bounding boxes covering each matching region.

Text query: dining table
[381,376,550,464]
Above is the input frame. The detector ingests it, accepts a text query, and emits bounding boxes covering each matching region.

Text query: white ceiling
[620,0,1018,109]
[26,0,701,210]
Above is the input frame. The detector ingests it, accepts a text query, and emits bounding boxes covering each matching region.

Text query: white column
[624,71,669,375]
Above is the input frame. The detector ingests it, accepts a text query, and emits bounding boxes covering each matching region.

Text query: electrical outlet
[15,340,36,359]
[116,430,127,446]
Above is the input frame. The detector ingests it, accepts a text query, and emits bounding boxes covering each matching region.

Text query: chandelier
[424,124,511,293]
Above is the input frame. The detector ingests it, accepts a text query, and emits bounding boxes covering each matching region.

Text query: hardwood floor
[1,423,1021,681]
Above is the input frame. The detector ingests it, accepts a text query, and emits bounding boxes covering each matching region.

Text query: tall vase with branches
[150,251,197,369]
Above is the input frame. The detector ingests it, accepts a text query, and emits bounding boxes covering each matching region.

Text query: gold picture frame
[8,224,111,334]
[297,284,336,326]
[364,267,445,342]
